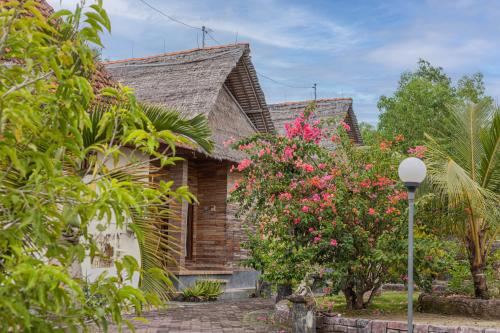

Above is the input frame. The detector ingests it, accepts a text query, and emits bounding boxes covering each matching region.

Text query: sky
[48,0,500,125]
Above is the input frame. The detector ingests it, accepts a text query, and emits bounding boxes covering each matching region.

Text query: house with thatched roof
[269,98,363,145]
[105,44,275,293]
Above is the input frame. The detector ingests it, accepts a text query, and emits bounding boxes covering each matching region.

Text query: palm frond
[139,103,213,153]
[424,101,500,251]
[479,108,500,191]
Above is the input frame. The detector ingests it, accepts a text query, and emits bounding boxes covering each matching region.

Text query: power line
[206,31,221,45]
[137,0,316,94]
[137,0,199,30]
[257,72,312,89]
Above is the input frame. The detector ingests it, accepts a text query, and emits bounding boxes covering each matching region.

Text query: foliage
[378,59,493,150]
[447,247,500,299]
[181,280,223,301]
[425,101,499,299]
[0,2,212,331]
[359,122,380,146]
[229,104,447,309]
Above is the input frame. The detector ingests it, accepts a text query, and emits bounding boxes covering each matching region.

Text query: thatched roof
[269,98,363,145]
[104,43,275,161]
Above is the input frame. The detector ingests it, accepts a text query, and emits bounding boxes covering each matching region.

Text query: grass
[316,291,420,316]
[315,291,500,328]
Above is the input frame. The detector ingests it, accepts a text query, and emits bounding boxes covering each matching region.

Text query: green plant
[425,101,499,299]
[0,1,212,331]
[182,280,223,301]
[230,105,448,309]
[378,59,493,151]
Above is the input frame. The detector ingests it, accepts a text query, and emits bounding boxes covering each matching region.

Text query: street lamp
[398,157,426,333]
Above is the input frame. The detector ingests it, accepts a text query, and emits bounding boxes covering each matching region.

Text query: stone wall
[316,316,500,333]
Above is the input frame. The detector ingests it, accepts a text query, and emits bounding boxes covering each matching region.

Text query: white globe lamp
[398,156,426,333]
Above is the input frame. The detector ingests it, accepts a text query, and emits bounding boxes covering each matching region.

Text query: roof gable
[104,44,275,134]
[269,98,363,145]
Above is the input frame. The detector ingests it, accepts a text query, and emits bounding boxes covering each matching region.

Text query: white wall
[81,148,149,287]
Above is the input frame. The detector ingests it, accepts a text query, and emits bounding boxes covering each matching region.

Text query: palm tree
[82,102,213,300]
[425,101,499,299]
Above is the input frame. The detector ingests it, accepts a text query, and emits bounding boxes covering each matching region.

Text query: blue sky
[48,0,500,125]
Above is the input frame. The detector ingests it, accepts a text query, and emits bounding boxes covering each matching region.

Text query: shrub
[182,280,223,302]
[230,104,449,309]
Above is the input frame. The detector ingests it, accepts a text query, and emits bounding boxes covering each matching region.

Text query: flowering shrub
[230,104,447,309]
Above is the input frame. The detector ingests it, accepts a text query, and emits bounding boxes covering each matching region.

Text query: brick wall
[316,316,500,333]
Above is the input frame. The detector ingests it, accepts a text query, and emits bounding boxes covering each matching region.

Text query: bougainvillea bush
[229,104,449,309]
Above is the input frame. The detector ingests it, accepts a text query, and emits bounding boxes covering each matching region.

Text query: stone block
[347,327,358,333]
[458,327,483,333]
[483,329,500,333]
[387,329,401,333]
[332,325,348,332]
[356,319,371,328]
[414,324,430,333]
[337,318,357,326]
[387,321,409,330]
[429,325,458,333]
[372,320,388,333]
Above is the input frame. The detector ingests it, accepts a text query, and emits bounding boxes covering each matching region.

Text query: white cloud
[49,0,358,52]
[367,38,493,70]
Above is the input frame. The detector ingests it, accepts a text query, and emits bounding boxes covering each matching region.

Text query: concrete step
[219,287,254,300]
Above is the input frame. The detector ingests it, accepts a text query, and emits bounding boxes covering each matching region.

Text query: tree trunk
[467,229,489,299]
[276,283,293,303]
[471,263,489,299]
[343,284,366,310]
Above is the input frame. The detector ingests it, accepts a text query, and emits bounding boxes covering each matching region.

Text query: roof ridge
[269,98,353,107]
[102,43,249,65]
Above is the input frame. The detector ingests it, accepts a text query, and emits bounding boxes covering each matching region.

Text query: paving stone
[107,299,283,333]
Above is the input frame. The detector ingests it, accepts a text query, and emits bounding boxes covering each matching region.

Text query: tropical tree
[0,1,212,331]
[425,101,500,299]
[378,59,493,150]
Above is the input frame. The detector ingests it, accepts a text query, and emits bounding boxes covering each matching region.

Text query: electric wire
[136,0,314,92]
[137,0,200,30]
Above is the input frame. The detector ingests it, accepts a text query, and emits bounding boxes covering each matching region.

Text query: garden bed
[418,293,500,320]
[315,291,500,329]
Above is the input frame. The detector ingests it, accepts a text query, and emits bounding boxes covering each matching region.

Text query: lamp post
[398,157,427,333]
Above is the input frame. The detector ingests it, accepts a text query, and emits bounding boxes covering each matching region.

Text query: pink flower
[279,192,292,200]
[237,158,252,172]
[293,218,301,225]
[283,146,294,160]
[314,236,322,243]
[311,193,321,202]
[340,120,351,132]
[302,206,310,213]
[318,163,327,170]
[276,172,284,178]
[364,163,373,171]
[302,163,314,172]
[308,227,315,233]
[258,149,266,157]
[368,208,376,216]
[359,179,371,188]
[330,239,338,247]
[407,145,427,158]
